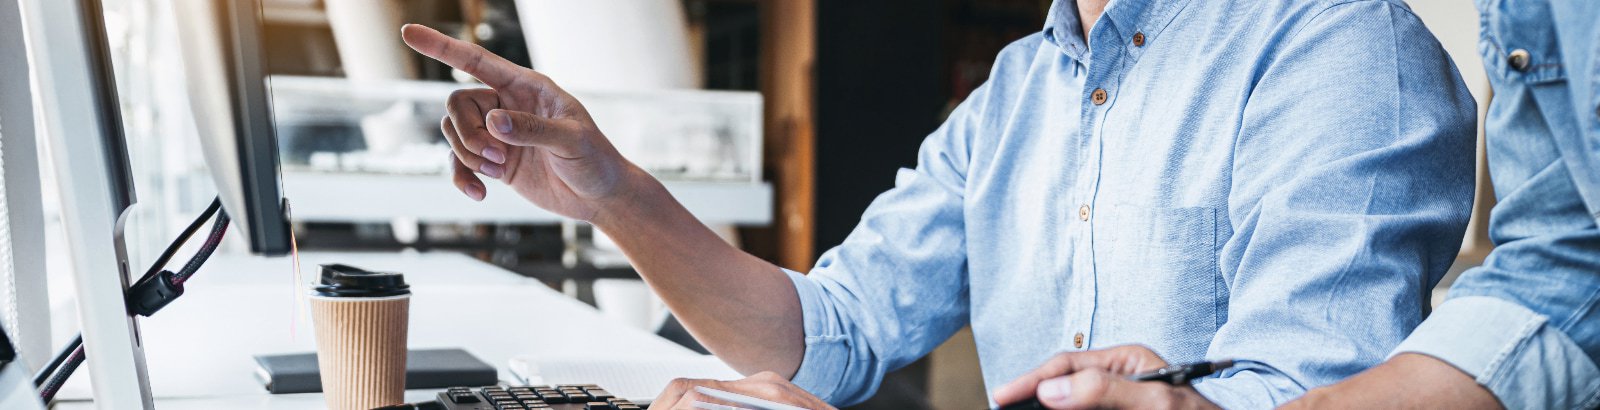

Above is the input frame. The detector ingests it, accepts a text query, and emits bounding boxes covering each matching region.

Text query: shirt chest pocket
[1089,205,1220,361]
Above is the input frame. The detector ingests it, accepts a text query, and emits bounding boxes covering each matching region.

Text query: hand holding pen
[990,345,1230,410]
[996,360,1233,410]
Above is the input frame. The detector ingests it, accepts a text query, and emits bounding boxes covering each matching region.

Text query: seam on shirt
[1476,313,1544,386]
[805,335,847,345]
[1581,384,1600,410]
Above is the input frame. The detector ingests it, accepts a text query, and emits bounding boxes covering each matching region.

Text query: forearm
[590,167,805,377]
[1283,354,1499,410]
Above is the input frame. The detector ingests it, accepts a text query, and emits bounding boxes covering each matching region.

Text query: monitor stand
[21,0,155,407]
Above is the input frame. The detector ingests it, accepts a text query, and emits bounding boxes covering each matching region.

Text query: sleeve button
[1508,49,1531,71]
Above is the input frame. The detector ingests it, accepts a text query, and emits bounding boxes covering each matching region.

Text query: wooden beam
[760,0,816,270]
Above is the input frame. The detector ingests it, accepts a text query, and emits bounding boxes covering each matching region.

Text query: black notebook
[253,348,498,394]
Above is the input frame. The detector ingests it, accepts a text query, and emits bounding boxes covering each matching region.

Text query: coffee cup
[309,264,410,410]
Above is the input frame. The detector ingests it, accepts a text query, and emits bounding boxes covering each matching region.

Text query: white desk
[53,251,701,409]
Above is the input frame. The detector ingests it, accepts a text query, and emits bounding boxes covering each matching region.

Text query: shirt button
[1073,332,1085,348]
[1508,49,1531,71]
[1091,88,1108,105]
[1078,205,1091,221]
[1132,31,1146,47]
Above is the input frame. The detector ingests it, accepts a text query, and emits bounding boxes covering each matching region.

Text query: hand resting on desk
[652,371,835,410]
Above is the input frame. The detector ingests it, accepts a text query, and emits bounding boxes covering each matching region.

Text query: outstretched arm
[401,24,806,378]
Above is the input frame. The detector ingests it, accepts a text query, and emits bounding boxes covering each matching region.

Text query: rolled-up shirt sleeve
[1393,296,1600,409]
[780,79,991,405]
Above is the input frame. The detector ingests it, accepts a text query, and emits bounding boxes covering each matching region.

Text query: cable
[36,344,82,403]
[31,335,79,387]
[34,198,229,402]
[139,198,221,285]
[173,210,229,285]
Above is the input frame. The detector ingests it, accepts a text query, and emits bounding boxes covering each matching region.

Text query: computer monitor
[20,0,290,406]
[176,0,292,256]
[22,0,155,405]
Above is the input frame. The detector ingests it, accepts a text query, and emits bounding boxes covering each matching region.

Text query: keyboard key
[565,391,592,402]
[584,402,613,410]
[447,392,480,404]
[614,404,641,410]
[586,389,615,401]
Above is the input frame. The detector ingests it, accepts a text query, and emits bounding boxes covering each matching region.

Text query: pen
[994,360,1234,410]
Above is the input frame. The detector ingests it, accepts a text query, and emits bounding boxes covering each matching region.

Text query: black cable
[139,198,221,284]
[173,210,229,285]
[31,335,80,387]
[37,344,82,403]
[35,198,229,401]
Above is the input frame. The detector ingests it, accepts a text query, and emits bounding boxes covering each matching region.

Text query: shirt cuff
[1391,296,1600,409]
[781,268,851,404]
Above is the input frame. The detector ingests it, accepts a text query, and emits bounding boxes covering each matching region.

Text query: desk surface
[53,251,700,408]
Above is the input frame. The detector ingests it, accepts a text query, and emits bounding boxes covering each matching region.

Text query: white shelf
[283,171,772,225]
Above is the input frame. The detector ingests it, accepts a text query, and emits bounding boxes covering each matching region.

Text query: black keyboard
[437,384,643,410]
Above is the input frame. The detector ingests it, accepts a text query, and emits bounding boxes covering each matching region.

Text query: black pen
[994,360,1235,410]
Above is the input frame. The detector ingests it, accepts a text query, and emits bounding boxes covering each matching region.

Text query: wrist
[589,163,667,228]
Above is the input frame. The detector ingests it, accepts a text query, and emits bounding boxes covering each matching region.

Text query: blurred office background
[13,0,1490,408]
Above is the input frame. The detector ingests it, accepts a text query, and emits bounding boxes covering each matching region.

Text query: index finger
[400,24,521,88]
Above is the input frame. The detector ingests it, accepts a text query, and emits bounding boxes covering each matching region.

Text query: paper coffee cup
[310,264,411,410]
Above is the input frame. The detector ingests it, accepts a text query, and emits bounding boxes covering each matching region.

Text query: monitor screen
[176,0,290,255]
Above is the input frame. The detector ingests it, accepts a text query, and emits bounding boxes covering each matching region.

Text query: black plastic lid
[312,264,410,297]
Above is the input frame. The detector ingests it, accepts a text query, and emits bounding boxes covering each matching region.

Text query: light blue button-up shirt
[1391,0,1600,408]
[781,0,1476,407]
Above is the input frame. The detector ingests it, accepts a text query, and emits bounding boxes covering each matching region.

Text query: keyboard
[438,384,643,410]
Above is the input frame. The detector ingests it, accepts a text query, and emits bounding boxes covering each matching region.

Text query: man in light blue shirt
[1285,1,1600,409]
[398,0,1476,408]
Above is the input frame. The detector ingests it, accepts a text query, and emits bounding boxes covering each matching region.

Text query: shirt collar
[1042,1,1089,60]
[1042,0,1190,62]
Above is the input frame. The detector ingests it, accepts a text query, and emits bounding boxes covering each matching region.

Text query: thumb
[1037,370,1165,410]
[485,109,589,158]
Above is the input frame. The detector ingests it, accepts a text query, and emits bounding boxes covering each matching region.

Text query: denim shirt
[1390,1,1600,408]
[781,0,1475,407]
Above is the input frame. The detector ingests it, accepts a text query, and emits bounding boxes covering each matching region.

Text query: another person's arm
[400,24,807,377]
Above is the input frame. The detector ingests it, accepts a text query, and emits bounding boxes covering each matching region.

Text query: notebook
[254,348,497,394]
